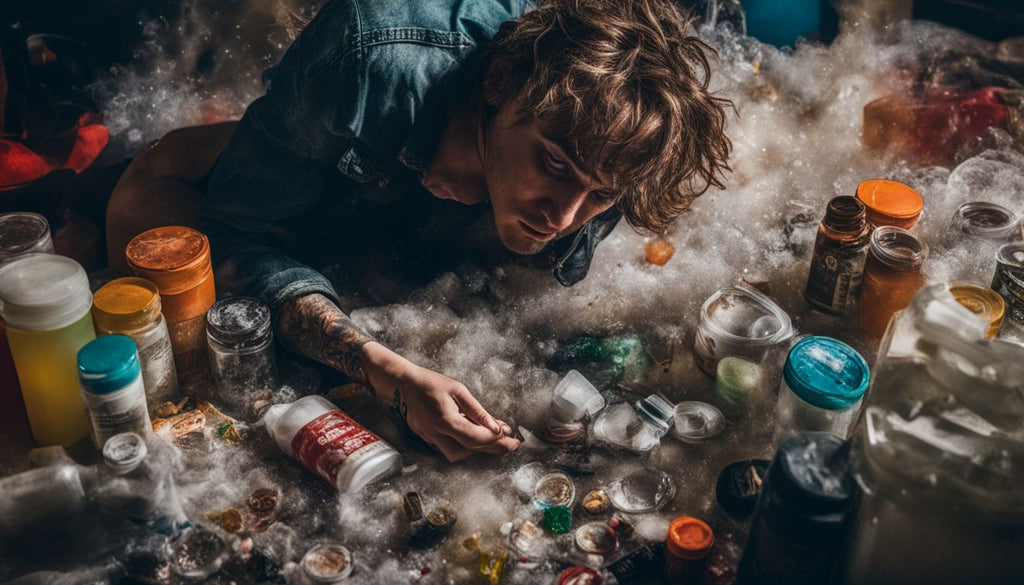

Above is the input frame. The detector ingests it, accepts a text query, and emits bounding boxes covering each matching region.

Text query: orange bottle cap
[666,516,714,560]
[92,277,162,334]
[856,180,924,225]
[126,226,212,295]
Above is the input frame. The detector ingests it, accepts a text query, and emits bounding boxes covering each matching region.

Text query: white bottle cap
[0,254,92,331]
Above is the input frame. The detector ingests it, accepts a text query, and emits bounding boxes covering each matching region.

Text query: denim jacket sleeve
[199,0,380,315]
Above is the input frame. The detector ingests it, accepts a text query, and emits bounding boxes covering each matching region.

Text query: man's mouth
[519,221,557,241]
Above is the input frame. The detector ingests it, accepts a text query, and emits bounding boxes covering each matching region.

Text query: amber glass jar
[805,196,872,315]
[125,226,215,382]
[858,227,928,339]
[855,179,923,229]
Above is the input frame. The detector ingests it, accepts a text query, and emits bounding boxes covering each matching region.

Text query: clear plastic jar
[858,226,928,339]
[693,284,794,376]
[592,394,674,454]
[77,335,152,450]
[298,543,353,583]
[774,336,869,441]
[843,284,1024,585]
[952,201,1020,240]
[93,277,179,410]
[206,297,279,418]
[263,395,401,493]
[0,211,54,264]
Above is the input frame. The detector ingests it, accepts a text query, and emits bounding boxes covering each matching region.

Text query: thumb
[453,387,502,435]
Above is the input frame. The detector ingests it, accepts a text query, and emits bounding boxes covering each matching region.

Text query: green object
[716,356,762,418]
[548,335,654,389]
[542,505,573,535]
[217,422,232,437]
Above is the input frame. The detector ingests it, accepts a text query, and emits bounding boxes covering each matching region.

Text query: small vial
[804,196,871,315]
[206,297,279,419]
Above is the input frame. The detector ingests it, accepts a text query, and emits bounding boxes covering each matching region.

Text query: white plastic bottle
[263,395,402,493]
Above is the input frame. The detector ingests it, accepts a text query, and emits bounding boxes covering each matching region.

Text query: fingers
[428,434,476,463]
[451,387,503,435]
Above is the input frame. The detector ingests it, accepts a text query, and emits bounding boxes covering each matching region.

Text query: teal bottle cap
[783,336,868,410]
[78,335,141,394]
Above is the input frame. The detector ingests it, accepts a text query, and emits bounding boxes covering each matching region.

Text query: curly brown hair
[482,0,732,234]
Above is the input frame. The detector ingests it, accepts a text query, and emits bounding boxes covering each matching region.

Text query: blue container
[78,335,141,394]
[78,334,150,449]
[775,336,869,439]
[742,0,820,48]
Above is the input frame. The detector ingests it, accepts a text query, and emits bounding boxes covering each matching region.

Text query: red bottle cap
[666,516,714,560]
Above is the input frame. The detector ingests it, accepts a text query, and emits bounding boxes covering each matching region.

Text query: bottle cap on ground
[666,516,714,560]
[78,335,141,393]
[102,432,148,473]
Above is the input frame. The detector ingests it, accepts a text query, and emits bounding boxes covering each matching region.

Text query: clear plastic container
[549,369,605,423]
[842,284,1024,584]
[78,335,152,450]
[952,201,1020,240]
[93,277,179,410]
[299,543,353,583]
[858,226,928,339]
[592,394,674,454]
[206,297,279,418]
[774,336,869,441]
[0,212,54,264]
[693,284,793,376]
[263,395,401,493]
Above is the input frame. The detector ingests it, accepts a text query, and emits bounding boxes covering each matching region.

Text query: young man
[107,0,731,461]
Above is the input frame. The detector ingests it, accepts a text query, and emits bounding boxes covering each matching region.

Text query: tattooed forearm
[278,293,377,388]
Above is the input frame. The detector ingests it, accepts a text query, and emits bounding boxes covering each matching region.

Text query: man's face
[481,103,619,255]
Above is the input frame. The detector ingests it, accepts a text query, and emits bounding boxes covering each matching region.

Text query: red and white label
[291,410,381,488]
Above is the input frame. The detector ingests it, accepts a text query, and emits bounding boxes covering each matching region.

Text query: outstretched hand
[364,345,520,462]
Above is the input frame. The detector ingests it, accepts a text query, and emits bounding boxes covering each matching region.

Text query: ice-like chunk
[672,401,727,443]
[550,369,605,423]
[607,468,676,513]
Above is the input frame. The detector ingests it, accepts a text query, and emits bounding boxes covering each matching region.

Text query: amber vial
[855,179,923,229]
[950,283,1005,338]
[805,196,872,315]
[858,227,928,339]
[125,226,216,380]
[664,516,714,584]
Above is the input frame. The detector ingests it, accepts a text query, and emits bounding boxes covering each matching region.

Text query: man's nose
[543,190,588,232]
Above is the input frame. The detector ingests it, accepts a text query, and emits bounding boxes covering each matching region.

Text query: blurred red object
[1,112,108,190]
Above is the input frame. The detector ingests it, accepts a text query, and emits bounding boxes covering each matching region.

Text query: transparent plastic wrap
[842,284,1024,585]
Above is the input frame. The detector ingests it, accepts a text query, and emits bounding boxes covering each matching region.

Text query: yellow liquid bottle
[0,255,94,445]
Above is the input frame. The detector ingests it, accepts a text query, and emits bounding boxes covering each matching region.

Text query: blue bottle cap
[78,334,141,394]
[783,336,868,410]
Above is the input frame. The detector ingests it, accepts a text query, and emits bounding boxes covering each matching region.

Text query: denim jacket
[201,0,621,315]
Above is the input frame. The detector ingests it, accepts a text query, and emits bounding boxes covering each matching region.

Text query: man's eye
[545,152,568,173]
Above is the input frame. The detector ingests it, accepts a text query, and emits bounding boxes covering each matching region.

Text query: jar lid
[93,277,163,333]
[666,516,714,560]
[949,283,1005,335]
[126,226,212,294]
[78,335,141,394]
[0,254,92,331]
[783,336,868,410]
[102,432,148,473]
[952,201,1019,240]
[868,226,928,270]
[773,433,853,513]
[856,179,924,220]
[0,212,53,261]
[206,297,273,348]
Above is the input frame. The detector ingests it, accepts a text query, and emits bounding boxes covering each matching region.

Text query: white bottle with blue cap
[78,335,152,450]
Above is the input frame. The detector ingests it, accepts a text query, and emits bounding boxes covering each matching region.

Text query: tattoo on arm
[278,294,376,388]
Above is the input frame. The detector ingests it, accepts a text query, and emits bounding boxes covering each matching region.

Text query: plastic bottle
[664,516,714,584]
[804,196,871,316]
[78,335,152,450]
[736,433,853,585]
[693,284,793,377]
[126,226,216,384]
[0,212,54,446]
[263,395,402,493]
[93,277,179,410]
[0,254,94,445]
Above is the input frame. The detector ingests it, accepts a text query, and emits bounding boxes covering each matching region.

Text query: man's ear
[481,56,514,110]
